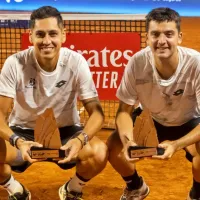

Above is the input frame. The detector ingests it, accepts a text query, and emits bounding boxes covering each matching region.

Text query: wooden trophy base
[128,146,165,158]
[129,109,165,159]
[30,147,65,159]
[31,108,63,159]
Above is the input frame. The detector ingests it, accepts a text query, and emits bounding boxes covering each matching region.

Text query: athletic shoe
[120,178,149,200]
[59,181,83,200]
[8,184,31,200]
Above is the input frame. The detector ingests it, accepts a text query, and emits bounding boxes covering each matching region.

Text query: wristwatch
[81,132,89,146]
[9,134,25,149]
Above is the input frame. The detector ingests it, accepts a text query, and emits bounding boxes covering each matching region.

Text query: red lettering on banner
[21,33,140,100]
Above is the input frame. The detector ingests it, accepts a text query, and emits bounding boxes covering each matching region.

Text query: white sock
[2,175,23,195]
[67,174,87,193]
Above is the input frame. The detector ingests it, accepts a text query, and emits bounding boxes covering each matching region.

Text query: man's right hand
[123,140,140,162]
[16,138,43,163]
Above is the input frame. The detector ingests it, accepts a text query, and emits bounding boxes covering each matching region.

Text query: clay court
[0,129,193,200]
[0,17,200,200]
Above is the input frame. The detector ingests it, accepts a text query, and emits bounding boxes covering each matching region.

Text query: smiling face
[146,20,182,60]
[29,17,66,68]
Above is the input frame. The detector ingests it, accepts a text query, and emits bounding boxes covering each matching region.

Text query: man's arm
[153,124,200,160]
[78,97,104,143]
[0,95,15,140]
[0,95,25,148]
[58,97,104,164]
[172,60,200,151]
[115,101,135,146]
[171,124,200,151]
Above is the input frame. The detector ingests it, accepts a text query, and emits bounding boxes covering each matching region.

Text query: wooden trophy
[30,108,65,159]
[128,109,165,158]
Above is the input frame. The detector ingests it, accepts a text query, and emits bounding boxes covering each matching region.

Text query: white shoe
[120,178,149,200]
[8,184,31,200]
[59,181,83,200]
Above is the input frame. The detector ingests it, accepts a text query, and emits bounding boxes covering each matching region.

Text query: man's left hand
[152,141,178,160]
[58,137,83,164]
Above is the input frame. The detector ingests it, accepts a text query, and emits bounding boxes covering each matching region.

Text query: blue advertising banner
[0,20,29,28]
[0,0,199,16]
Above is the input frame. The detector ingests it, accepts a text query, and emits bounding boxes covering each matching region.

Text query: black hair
[29,6,63,29]
[145,7,181,32]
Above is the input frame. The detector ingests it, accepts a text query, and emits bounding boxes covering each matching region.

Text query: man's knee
[0,138,24,166]
[186,142,200,162]
[0,138,13,164]
[0,164,11,181]
[78,137,108,164]
[0,138,8,162]
[196,141,200,156]
[107,130,123,155]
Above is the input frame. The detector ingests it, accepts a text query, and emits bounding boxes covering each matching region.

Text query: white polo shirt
[0,47,98,129]
[117,46,200,126]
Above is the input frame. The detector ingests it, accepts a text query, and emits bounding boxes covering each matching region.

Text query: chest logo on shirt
[25,78,36,88]
[173,89,184,96]
[55,80,67,88]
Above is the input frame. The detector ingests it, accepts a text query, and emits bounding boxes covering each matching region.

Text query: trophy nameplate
[128,146,165,158]
[30,108,65,159]
[129,109,165,158]
[30,147,65,159]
